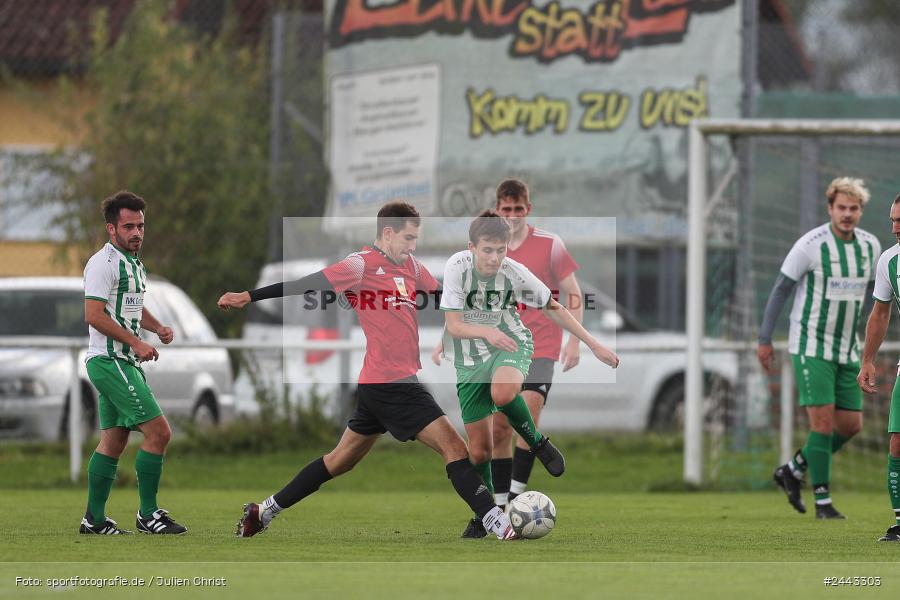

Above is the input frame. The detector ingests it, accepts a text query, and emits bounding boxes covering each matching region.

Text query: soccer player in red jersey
[217,202,515,539]
[491,179,584,508]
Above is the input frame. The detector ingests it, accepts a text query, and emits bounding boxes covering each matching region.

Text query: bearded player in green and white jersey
[79,191,186,535]
[858,195,900,542]
[439,210,619,537]
[759,178,881,519]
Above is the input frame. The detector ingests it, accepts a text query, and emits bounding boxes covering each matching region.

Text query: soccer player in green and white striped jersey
[80,191,186,536]
[438,210,619,537]
[759,177,881,519]
[858,194,900,542]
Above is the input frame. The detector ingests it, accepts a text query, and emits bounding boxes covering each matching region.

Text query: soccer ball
[508,491,556,539]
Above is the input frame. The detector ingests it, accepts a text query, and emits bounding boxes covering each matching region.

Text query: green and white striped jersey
[84,242,148,365]
[440,250,551,367]
[781,223,880,364]
[872,244,900,309]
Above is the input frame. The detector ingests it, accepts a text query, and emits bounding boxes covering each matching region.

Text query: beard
[116,231,141,252]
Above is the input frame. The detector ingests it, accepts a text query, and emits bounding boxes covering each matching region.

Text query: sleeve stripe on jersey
[85,296,107,302]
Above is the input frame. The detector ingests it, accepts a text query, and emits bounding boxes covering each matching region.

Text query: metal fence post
[69,347,82,483]
[780,352,794,465]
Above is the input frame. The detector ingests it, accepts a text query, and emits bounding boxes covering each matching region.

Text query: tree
[42,1,274,336]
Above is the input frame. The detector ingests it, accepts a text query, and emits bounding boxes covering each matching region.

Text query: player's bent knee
[98,440,127,458]
[491,389,517,406]
[492,416,512,435]
[324,450,361,476]
[469,447,492,464]
[891,434,900,457]
[149,425,172,448]
[441,437,469,462]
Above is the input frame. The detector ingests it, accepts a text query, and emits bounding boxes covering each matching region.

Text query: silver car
[0,277,234,440]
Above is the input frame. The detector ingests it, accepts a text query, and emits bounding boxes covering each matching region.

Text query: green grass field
[2,434,899,599]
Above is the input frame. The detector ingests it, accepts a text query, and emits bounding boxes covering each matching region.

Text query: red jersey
[323,246,439,384]
[506,226,579,361]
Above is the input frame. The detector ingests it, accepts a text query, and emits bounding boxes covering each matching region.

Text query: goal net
[685,119,900,490]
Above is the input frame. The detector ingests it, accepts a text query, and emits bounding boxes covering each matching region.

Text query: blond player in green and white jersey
[79,190,186,536]
[437,210,619,538]
[858,195,900,542]
[759,178,881,519]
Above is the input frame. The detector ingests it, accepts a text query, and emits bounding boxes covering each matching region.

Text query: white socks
[482,506,515,539]
[260,496,282,526]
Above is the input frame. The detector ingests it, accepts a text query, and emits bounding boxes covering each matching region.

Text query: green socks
[135,449,164,518]
[86,449,166,522]
[86,452,119,524]
[803,431,833,503]
[497,395,543,448]
[888,456,900,525]
[831,432,851,454]
[790,432,853,477]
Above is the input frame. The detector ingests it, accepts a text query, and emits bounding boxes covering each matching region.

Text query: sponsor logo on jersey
[376,266,385,275]
[122,293,143,315]
[825,277,867,301]
[464,311,501,326]
[393,277,408,296]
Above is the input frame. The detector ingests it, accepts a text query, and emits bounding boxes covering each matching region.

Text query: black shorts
[521,358,555,403]
[348,376,445,442]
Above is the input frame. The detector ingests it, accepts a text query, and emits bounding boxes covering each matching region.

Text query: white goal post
[685,118,900,485]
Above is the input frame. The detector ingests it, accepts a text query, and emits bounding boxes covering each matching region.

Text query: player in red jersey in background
[218,202,515,539]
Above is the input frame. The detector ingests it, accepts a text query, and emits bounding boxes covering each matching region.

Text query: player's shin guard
[497,395,542,448]
[888,455,900,525]
[272,456,333,510]
[86,452,118,524]
[135,450,163,518]
[446,459,495,519]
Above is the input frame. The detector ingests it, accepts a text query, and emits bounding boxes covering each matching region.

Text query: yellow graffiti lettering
[639,76,708,129]
[467,88,569,137]
[578,91,630,131]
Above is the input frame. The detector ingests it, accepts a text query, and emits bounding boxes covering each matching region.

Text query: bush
[176,353,341,454]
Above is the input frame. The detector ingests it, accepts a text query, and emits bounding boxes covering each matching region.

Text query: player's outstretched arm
[541,299,618,368]
[218,270,335,311]
[858,300,892,394]
[217,291,251,310]
[558,273,583,372]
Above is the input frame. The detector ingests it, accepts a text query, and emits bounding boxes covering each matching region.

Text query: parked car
[0,276,234,440]
[235,257,738,431]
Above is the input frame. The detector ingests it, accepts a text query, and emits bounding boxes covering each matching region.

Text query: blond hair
[826,177,870,207]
